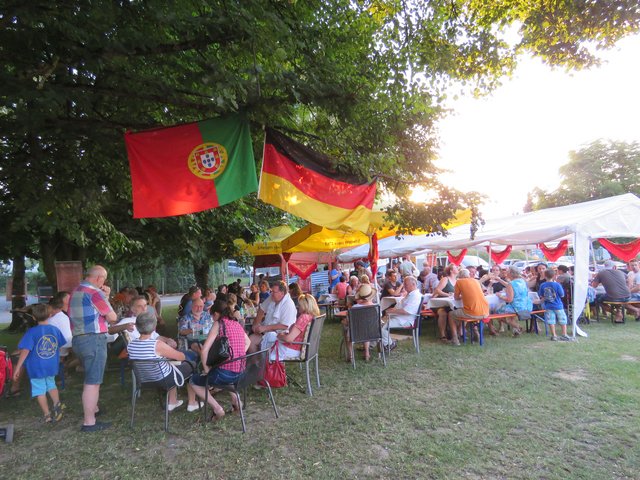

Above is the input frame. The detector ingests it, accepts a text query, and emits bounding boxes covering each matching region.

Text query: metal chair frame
[284,314,326,396]
[347,304,386,369]
[130,358,178,432]
[387,301,423,354]
[203,349,279,433]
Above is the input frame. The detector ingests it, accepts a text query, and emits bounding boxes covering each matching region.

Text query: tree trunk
[8,255,27,332]
[193,260,210,290]
[40,237,57,288]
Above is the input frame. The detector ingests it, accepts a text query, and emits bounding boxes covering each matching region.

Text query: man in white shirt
[48,291,72,355]
[381,276,423,350]
[109,296,176,347]
[249,281,297,352]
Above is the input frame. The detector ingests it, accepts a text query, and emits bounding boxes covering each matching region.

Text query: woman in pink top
[190,299,250,421]
[273,294,320,360]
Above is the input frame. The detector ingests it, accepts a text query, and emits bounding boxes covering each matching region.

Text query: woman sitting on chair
[190,299,250,421]
[128,311,201,412]
[433,264,458,343]
[269,294,320,360]
[343,283,377,362]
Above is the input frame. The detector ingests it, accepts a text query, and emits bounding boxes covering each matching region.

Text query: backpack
[542,285,557,304]
[0,347,13,397]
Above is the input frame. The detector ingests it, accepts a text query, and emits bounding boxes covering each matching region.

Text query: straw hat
[355,284,376,302]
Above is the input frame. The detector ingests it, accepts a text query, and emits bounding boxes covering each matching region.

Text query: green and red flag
[125,114,257,218]
[259,128,376,233]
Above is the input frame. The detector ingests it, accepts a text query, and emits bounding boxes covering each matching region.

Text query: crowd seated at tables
[13,254,640,432]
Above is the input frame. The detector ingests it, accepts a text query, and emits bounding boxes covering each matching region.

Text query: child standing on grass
[538,269,570,341]
[13,303,67,423]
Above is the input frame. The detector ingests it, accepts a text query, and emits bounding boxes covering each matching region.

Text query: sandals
[52,402,65,422]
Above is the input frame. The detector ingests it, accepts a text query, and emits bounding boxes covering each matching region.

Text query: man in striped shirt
[69,265,117,432]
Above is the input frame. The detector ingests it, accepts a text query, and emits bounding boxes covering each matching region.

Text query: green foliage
[1,1,639,278]
[527,139,640,210]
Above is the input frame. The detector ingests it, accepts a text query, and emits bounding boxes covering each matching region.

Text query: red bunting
[598,238,640,262]
[485,245,512,264]
[537,240,569,262]
[446,249,467,266]
[288,262,317,280]
[368,232,379,279]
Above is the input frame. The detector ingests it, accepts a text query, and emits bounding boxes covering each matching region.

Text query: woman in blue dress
[494,266,533,336]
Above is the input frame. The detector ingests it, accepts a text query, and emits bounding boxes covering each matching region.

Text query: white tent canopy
[339,193,640,336]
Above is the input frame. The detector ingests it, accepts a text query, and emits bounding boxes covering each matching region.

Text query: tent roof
[339,194,640,261]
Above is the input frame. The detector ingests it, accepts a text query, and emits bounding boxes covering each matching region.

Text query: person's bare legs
[507,317,521,334]
[186,384,198,406]
[247,333,262,353]
[191,383,225,418]
[82,384,100,426]
[447,311,460,344]
[36,394,50,418]
[437,308,448,340]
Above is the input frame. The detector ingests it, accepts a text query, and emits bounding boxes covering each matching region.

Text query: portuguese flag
[125,114,258,218]
[259,128,376,233]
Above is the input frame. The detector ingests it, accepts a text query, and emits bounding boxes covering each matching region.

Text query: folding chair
[387,302,423,353]
[284,314,326,396]
[347,305,386,369]
[130,358,182,432]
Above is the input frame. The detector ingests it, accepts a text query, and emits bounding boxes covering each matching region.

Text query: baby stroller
[0,345,15,443]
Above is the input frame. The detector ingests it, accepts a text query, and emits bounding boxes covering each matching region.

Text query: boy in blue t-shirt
[14,303,66,423]
[538,269,570,341]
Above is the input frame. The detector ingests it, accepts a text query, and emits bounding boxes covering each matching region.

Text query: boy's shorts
[544,309,567,326]
[31,376,57,397]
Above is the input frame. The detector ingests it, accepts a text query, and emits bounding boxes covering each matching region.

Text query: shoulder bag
[206,318,233,368]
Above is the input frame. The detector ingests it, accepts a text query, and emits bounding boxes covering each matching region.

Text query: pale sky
[433,33,640,220]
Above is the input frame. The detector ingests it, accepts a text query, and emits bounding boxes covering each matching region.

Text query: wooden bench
[599,301,640,323]
[484,309,546,335]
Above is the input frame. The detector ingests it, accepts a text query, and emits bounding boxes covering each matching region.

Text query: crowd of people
[10,266,323,431]
[9,256,640,430]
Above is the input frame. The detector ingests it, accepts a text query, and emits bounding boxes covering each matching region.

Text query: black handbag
[206,318,233,368]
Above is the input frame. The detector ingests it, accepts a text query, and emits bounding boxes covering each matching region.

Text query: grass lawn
[1,307,639,479]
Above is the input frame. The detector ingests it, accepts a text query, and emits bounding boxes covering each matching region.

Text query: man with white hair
[381,276,423,350]
[249,281,297,353]
[592,260,631,322]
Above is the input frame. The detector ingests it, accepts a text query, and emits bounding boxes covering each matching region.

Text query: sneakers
[167,400,184,412]
[559,335,573,342]
[451,338,461,347]
[81,421,112,432]
[550,336,558,341]
[187,402,204,412]
[385,341,398,352]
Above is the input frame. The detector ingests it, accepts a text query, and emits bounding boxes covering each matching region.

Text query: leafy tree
[526,140,640,210]
[1,1,639,287]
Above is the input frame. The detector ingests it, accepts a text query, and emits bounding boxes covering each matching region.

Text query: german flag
[259,128,376,233]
